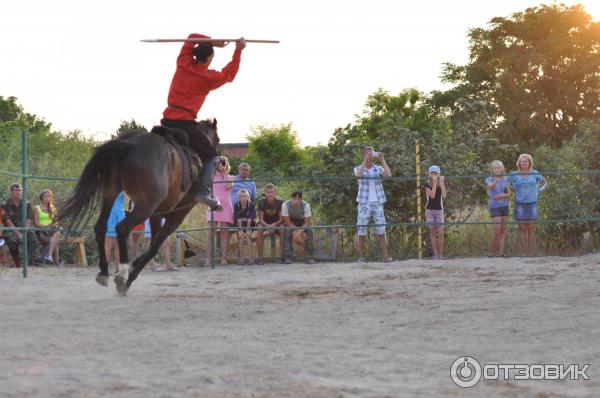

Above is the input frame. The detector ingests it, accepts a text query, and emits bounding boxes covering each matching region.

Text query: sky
[2,0,599,146]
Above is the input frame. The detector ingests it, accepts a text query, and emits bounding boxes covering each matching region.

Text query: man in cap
[424,165,447,259]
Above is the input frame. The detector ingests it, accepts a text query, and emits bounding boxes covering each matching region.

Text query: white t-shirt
[281,200,312,219]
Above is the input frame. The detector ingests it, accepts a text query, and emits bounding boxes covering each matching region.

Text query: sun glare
[581,2,600,21]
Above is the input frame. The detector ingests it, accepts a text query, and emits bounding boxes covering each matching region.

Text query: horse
[59,119,219,296]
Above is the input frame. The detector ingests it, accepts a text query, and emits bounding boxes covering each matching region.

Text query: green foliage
[533,119,600,248]
[114,119,148,138]
[308,90,515,227]
[436,4,600,148]
[243,123,309,176]
[0,97,95,208]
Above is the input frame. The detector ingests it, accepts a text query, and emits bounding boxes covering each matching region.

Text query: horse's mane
[197,118,219,146]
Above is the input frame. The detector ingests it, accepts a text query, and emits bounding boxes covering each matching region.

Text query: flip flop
[152,267,167,272]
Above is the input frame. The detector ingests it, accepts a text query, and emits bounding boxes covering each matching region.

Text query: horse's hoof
[96,273,109,287]
[114,274,129,296]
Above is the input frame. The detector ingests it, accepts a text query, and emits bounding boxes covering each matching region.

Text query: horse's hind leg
[94,196,116,287]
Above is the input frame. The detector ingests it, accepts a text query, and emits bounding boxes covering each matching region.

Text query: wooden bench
[175,228,339,265]
[60,236,88,266]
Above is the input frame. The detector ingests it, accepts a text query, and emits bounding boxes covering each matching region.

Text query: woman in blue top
[507,154,547,256]
[105,191,126,272]
[486,160,510,257]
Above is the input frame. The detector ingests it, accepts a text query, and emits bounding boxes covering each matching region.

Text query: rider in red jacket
[161,33,246,210]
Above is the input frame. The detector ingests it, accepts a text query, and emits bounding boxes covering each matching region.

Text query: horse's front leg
[124,207,192,295]
[114,208,150,296]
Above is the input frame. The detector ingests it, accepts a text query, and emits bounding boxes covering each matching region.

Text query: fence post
[415,139,422,260]
[21,129,29,277]
[210,211,216,269]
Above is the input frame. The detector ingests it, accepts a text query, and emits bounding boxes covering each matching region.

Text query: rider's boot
[194,156,222,211]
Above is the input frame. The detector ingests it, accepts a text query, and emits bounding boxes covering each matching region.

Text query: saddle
[150,126,201,193]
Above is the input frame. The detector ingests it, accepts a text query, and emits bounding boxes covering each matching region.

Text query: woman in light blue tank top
[507,154,547,256]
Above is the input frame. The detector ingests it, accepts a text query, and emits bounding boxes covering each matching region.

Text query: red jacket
[163,33,242,121]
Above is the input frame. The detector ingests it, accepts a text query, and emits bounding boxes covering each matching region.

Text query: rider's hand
[236,37,246,50]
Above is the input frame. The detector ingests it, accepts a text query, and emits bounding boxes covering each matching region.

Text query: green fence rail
[2,130,599,277]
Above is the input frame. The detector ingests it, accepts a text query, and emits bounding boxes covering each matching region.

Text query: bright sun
[581,2,600,20]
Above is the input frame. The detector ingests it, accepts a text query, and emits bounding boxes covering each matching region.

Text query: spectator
[2,183,39,267]
[33,189,60,265]
[354,146,393,263]
[0,206,9,265]
[230,163,257,204]
[0,206,5,243]
[126,198,145,261]
[256,183,284,264]
[105,191,125,272]
[233,189,256,265]
[282,191,315,264]
[486,161,510,257]
[424,165,447,260]
[143,218,176,271]
[205,156,234,266]
[507,153,547,257]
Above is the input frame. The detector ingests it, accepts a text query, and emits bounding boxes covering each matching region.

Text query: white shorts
[357,203,386,236]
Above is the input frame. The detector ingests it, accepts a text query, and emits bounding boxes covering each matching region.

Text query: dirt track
[1,254,599,397]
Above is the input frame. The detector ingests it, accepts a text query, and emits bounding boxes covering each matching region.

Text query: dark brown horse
[60,119,219,296]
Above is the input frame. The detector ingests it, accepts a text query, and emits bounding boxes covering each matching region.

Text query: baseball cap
[428,165,441,174]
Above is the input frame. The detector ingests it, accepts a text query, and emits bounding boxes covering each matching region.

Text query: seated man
[282,191,314,264]
[2,183,39,267]
[256,183,284,264]
[0,206,9,266]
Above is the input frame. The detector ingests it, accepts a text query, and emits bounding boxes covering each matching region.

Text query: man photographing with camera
[353,146,393,263]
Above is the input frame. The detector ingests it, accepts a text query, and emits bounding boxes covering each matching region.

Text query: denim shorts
[490,206,509,218]
[106,211,125,238]
[514,202,538,221]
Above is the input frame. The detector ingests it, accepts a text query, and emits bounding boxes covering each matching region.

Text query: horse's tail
[60,139,133,234]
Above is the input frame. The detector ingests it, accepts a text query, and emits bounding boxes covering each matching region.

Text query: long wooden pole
[415,139,422,260]
[141,38,279,44]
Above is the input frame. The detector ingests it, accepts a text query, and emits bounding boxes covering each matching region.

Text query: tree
[243,124,307,176]
[309,89,514,226]
[435,3,600,148]
[0,95,52,135]
[114,119,148,138]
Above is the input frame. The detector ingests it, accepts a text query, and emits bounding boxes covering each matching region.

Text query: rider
[161,33,246,210]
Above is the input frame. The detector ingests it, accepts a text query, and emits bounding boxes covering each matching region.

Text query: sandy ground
[0,254,599,398]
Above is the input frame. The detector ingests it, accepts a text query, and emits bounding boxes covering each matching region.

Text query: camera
[372,151,380,158]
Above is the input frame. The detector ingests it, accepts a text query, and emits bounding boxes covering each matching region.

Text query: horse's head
[198,118,220,149]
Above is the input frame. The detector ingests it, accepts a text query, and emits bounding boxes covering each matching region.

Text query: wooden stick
[141,38,279,44]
